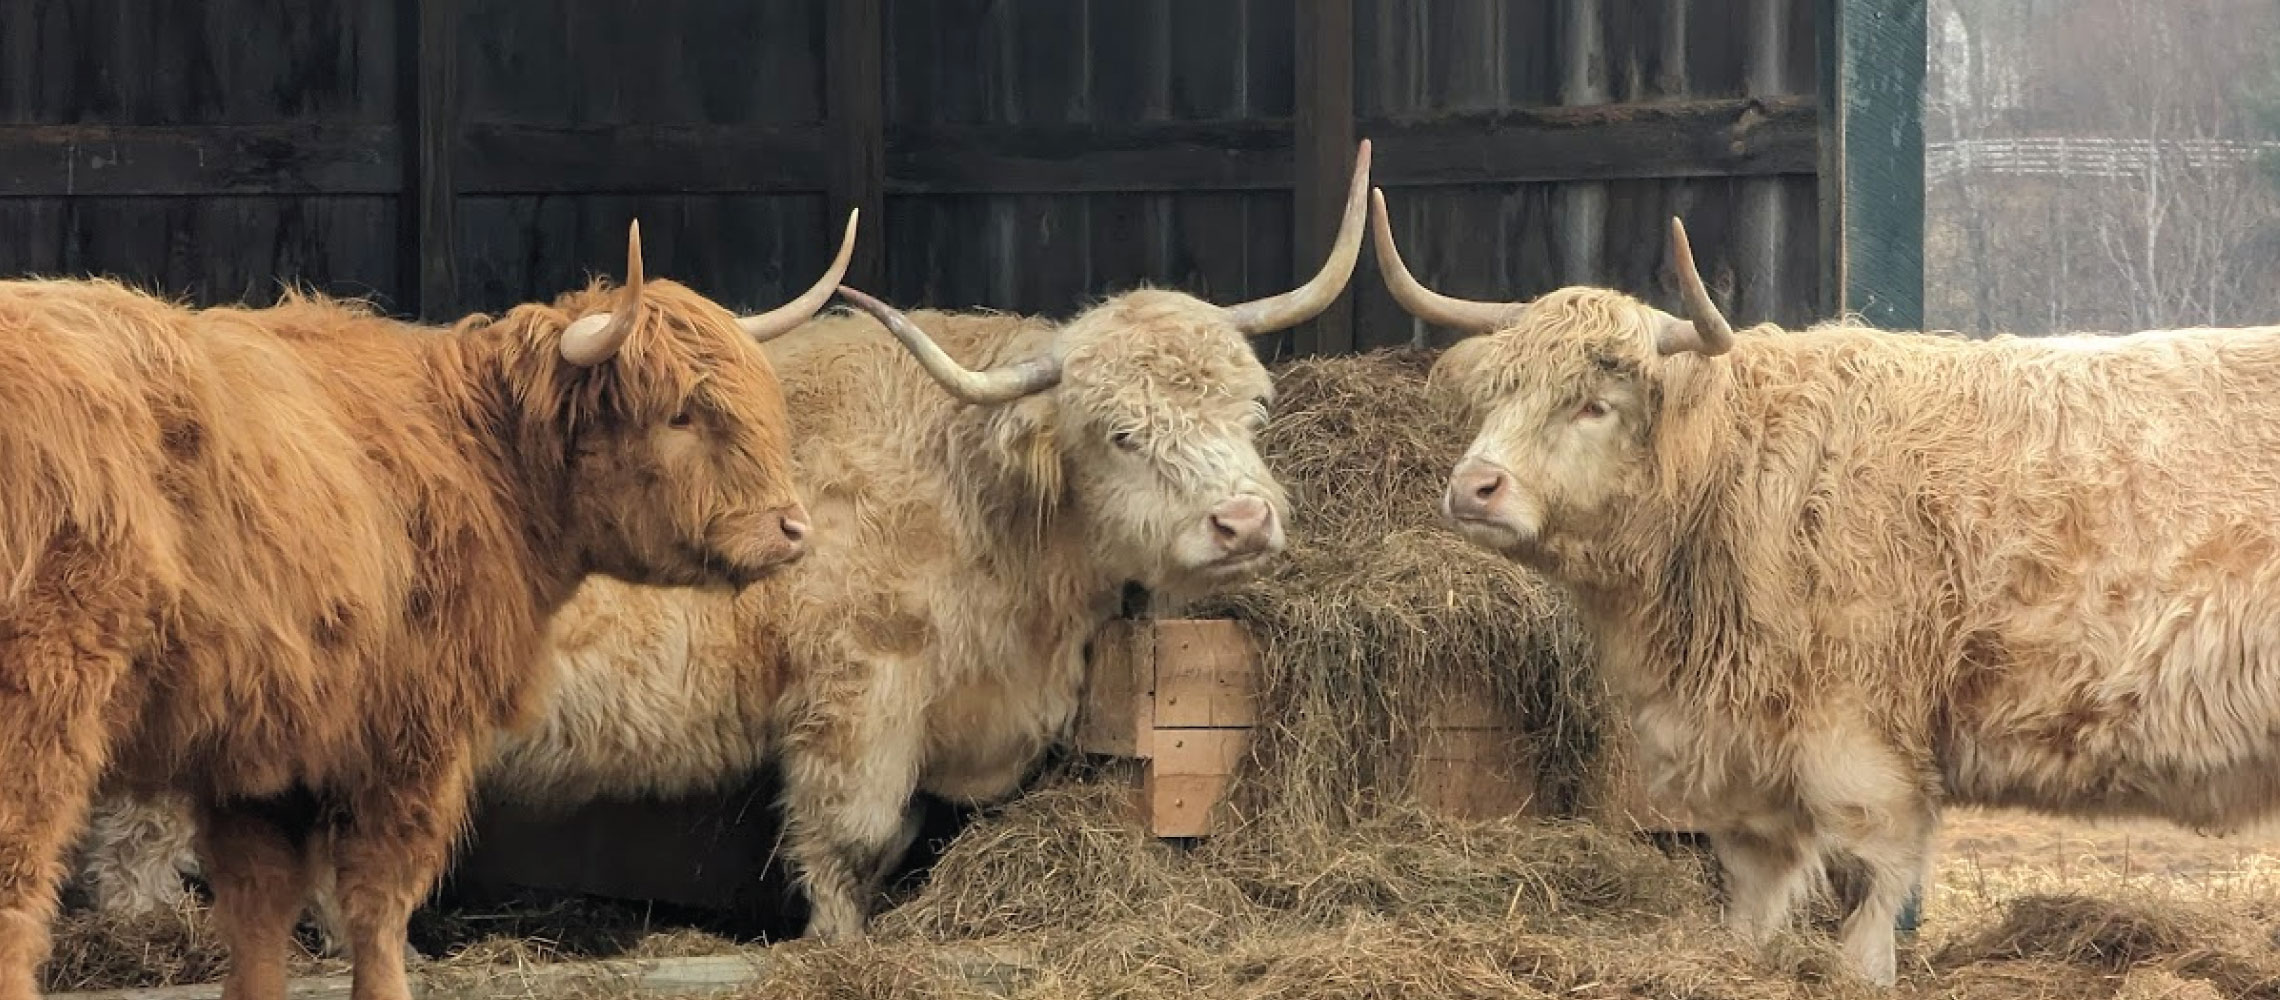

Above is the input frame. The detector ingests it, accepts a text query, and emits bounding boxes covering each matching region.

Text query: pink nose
[1446,463,1512,523]
[762,504,810,564]
[1207,495,1277,557]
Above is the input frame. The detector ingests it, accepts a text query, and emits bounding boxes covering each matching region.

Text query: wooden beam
[408,0,461,321]
[0,105,1817,201]
[455,124,828,195]
[1371,98,1819,186]
[1289,0,1357,356]
[0,125,400,197]
[825,0,887,290]
[1819,0,1926,329]
[886,121,1290,195]
[45,948,1041,1000]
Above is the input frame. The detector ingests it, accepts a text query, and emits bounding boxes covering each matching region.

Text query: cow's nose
[1208,495,1276,557]
[1446,461,1512,523]
[762,503,810,563]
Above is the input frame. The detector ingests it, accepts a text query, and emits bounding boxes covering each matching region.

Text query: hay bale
[1192,349,1611,827]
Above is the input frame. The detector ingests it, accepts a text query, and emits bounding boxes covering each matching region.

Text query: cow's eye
[668,408,695,429]
[1110,429,1140,451]
[1578,399,1611,420]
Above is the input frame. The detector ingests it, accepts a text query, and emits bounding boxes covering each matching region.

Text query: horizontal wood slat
[0,124,400,196]
[886,121,1292,194]
[0,99,1816,199]
[1371,96,1820,186]
[455,122,829,195]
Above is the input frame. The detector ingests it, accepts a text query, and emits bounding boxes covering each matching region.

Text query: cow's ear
[987,395,1066,506]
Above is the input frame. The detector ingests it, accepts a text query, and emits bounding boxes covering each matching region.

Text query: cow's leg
[326,753,473,1000]
[1711,825,1814,944]
[0,578,136,1000]
[779,680,926,941]
[302,836,354,961]
[1827,797,1936,987]
[198,793,319,1000]
[74,787,199,916]
[857,803,928,898]
[1794,730,1935,987]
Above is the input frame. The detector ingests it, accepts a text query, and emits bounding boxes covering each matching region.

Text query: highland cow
[0,213,859,1000]
[1376,188,2280,986]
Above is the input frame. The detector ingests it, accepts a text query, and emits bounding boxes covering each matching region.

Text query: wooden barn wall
[1,0,1839,349]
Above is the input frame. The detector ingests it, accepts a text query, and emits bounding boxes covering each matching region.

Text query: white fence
[1926,137,2280,183]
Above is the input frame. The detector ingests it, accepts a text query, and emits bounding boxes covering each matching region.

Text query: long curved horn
[1654,216,1735,357]
[835,285,1062,406]
[1222,139,1373,335]
[560,219,648,366]
[1369,189,1518,333]
[739,208,862,343]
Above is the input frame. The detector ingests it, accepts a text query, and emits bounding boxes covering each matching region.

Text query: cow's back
[1659,322,2280,831]
[0,280,496,793]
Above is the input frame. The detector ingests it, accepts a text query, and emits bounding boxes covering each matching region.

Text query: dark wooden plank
[410,0,461,319]
[0,0,400,125]
[1373,97,1820,185]
[459,0,823,127]
[1244,0,1296,118]
[1355,0,1424,118]
[1819,0,1926,327]
[0,198,68,278]
[43,195,400,307]
[886,121,1291,194]
[455,122,830,195]
[1425,0,1506,112]
[1086,0,1169,125]
[453,193,827,316]
[828,0,887,290]
[1166,0,1249,119]
[1242,191,1298,360]
[1011,0,1089,125]
[1008,195,1093,316]
[1166,192,1256,305]
[1290,0,1356,356]
[1086,192,1153,298]
[0,124,399,196]
[881,193,1000,310]
[1774,174,1821,328]
[0,101,1820,200]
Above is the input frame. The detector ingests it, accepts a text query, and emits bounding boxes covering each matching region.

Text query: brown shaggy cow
[0,214,860,1000]
[1373,188,2280,986]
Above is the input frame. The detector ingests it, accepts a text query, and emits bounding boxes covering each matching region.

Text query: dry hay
[1193,349,1614,829]
[38,898,343,993]
[739,777,1856,1000]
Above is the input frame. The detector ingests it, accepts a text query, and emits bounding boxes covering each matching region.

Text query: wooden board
[1149,620,1259,729]
[1076,618,1260,758]
[1141,728,1249,838]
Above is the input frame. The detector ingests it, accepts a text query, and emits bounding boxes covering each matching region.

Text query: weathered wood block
[1077,617,1705,838]
[1076,619,1259,837]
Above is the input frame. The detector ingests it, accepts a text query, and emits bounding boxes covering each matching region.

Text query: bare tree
[1926,0,2280,334]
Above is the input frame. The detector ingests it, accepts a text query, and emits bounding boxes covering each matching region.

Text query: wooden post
[1553,0,1607,287]
[1818,0,1926,329]
[826,0,887,292]
[407,0,460,320]
[1290,0,1355,357]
